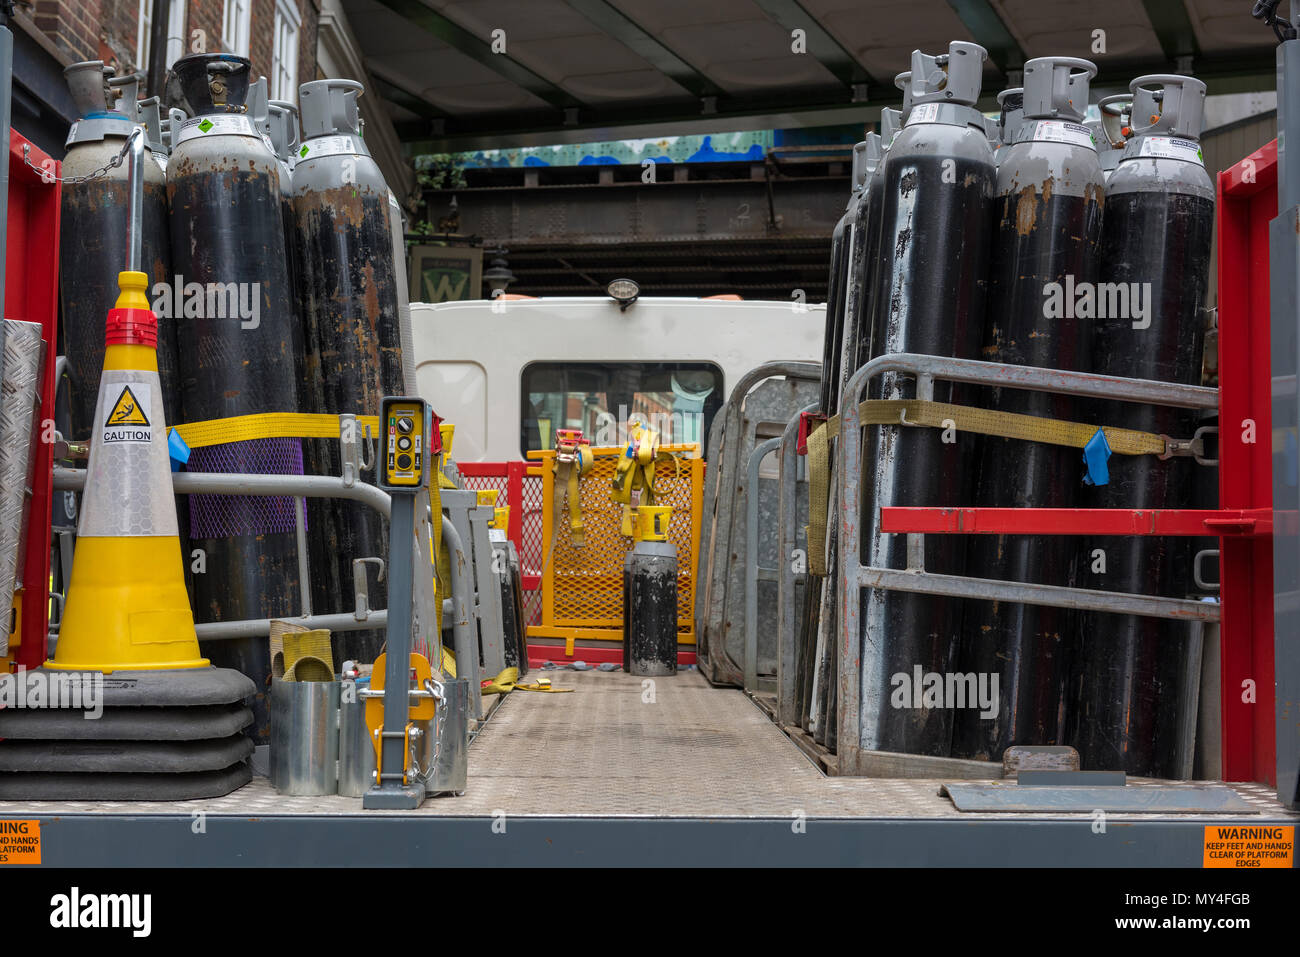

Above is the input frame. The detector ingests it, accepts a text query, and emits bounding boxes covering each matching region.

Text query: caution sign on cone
[104,384,151,434]
[48,271,208,672]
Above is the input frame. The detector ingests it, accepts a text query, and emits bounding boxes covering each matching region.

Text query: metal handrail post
[743,436,781,692]
[440,515,480,719]
[777,404,816,725]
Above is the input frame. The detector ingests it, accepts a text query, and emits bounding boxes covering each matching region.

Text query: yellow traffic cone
[47,271,208,672]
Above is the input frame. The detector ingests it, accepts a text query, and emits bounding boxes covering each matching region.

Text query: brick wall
[29,0,319,92]
[99,0,139,68]
[32,0,103,63]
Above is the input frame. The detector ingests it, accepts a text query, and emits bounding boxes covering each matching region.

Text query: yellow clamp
[611,420,676,506]
[639,505,674,542]
[364,651,437,785]
[553,429,594,547]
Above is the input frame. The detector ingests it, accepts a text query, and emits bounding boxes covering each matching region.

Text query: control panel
[379,396,430,491]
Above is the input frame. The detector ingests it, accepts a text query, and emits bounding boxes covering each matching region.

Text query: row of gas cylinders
[806,45,1215,778]
[58,53,411,735]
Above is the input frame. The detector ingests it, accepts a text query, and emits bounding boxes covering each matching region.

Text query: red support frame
[3,132,61,673]
[878,141,1280,785]
[1216,139,1279,785]
[455,459,538,595]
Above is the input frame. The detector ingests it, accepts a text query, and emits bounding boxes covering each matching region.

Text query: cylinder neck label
[1030,120,1097,150]
[174,114,258,147]
[1135,135,1205,166]
[906,103,940,126]
[297,135,365,162]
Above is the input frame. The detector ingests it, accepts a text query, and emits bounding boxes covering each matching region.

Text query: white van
[410,295,825,463]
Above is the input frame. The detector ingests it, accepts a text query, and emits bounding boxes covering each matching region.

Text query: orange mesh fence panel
[529,446,703,642]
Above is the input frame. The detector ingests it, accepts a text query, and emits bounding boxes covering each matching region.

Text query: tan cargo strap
[805,421,832,576]
[552,430,594,548]
[802,398,1186,577]
[855,399,1167,456]
[561,458,586,546]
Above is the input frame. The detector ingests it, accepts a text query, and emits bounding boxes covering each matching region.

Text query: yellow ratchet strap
[170,412,381,448]
[552,430,593,547]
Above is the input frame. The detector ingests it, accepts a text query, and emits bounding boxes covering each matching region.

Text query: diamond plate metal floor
[0,670,1293,820]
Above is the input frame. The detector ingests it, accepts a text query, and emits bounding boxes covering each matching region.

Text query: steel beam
[752,0,876,87]
[18,813,1297,867]
[370,71,445,121]
[442,176,849,247]
[1141,0,1201,62]
[394,54,1276,150]
[945,0,1025,74]
[396,93,878,153]
[371,0,581,110]
[564,0,717,98]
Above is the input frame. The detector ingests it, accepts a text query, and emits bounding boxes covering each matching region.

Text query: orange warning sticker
[0,820,41,864]
[1203,825,1294,868]
[105,384,150,428]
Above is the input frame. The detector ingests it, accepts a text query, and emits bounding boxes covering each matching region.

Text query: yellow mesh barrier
[526,445,703,648]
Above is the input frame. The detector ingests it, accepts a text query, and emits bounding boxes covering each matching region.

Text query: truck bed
[2,670,1293,866]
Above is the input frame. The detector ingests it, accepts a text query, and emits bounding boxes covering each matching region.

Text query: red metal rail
[882,507,1272,537]
[3,132,60,673]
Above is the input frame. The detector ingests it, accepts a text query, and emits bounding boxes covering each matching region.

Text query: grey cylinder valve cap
[299,78,365,139]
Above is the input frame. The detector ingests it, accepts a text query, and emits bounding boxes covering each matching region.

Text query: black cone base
[0,762,253,801]
[0,734,253,773]
[0,702,252,740]
[0,666,255,799]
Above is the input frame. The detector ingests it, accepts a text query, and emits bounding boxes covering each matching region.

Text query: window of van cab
[521,362,724,459]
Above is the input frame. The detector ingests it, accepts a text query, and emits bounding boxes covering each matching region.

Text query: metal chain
[424,677,446,786]
[20,135,135,185]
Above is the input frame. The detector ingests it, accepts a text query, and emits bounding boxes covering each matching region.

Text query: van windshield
[521,361,724,458]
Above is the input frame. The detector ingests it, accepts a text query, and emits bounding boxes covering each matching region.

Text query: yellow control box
[380,397,429,490]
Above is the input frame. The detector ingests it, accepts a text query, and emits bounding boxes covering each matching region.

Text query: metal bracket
[360,422,375,473]
[795,410,827,455]
[1193,425,1219,466]
[1194,548,1221,593]
[352,556,387,621]
[905,533,926,572]
[1160,431,1207,460]
[340,413,359,487]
